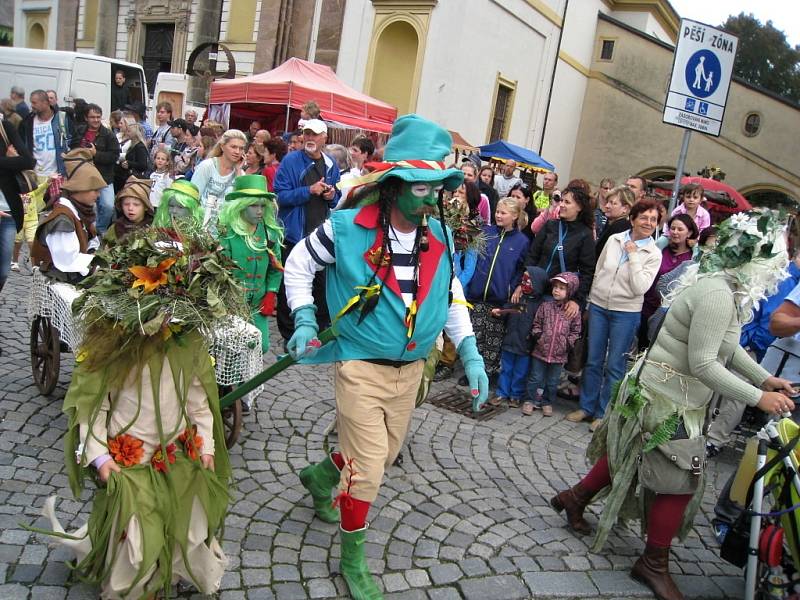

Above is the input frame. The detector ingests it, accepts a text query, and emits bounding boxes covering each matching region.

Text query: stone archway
[638,166,676,182]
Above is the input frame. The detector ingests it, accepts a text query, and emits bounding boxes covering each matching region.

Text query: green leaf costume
[33,224,243,599]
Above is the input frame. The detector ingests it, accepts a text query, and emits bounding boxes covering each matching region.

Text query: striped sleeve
[285,220,336,312]
[305,221,336,267]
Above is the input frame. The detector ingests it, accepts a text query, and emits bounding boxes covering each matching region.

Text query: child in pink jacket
[524,272,581,416]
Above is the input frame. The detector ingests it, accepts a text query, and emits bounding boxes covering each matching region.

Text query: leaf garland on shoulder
[613,378,647,420]
[73,219,249,373]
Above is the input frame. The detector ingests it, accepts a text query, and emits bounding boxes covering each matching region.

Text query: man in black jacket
[70,103,120,235]
[0,118,36,294]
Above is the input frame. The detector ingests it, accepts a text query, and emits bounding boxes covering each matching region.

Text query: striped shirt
[285,218,474,348]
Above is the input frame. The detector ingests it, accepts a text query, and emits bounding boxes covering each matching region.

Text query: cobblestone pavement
[0,269,749,599]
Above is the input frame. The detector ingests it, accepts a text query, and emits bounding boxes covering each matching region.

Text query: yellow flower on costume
[129,258,177,294]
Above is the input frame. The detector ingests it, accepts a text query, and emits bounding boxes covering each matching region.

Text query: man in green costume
[218,174,284,355]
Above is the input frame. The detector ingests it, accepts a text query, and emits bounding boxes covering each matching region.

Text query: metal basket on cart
[27,268,263,447]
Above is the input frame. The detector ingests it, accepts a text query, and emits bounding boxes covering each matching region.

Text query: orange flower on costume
[129,258,177,293]
[108,434,144,467]
[178,425,203,461]
[150,443,177,473]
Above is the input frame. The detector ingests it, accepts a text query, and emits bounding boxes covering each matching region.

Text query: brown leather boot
[549,483,594,535]
[630,543,684,600]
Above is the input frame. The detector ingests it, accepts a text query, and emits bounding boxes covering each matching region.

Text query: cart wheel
[30,316,61,396]
[218,386,243,449]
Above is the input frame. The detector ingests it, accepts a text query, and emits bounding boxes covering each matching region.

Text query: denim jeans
[95,183,115,236]
[527,357,562,405]
[0,215,16,292]
[496,350,530,400]
[579,303,641,418]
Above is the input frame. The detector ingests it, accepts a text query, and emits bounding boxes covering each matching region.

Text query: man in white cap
[274,118,341,344]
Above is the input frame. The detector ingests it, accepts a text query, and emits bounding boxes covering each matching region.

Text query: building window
[489,77,516,142]
[599,39,615,61]
[743,112,761,137]
[226,0,258,43]
[81,0,98,42]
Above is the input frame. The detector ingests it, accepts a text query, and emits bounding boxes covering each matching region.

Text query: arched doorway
[740,184,799,211]
[638,166,676,183]
[27,23,45,49]
[369,20,418,115]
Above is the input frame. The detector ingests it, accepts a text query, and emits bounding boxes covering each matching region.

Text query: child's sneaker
[522,402,535,415]
[542,405,553,417]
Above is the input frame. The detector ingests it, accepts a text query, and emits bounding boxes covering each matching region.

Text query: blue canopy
[477,140,554,173]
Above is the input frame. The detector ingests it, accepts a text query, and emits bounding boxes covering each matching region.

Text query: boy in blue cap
[283,114,488,600]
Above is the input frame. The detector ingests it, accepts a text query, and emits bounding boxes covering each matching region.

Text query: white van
[0,48,148,118]
[149,72,206,124]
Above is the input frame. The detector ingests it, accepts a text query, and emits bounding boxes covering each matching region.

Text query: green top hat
[225,174,276,202]
[378,114,464,191]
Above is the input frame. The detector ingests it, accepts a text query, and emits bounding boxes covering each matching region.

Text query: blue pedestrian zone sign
[663,19,738,137]
[685,50,721,98]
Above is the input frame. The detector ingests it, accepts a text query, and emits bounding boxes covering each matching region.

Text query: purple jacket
[531,272,581,364]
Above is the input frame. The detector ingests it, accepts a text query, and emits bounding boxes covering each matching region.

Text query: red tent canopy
[209,57,397,133]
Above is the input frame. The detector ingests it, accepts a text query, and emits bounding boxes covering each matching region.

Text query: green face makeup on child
[168,198,191,219]
[243,201,266,226]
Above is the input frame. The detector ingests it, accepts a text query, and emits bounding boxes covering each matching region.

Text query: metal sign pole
[669,129,692,214]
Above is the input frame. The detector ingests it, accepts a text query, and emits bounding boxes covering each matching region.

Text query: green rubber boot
[340,526,383,600]
[299,454,341,523]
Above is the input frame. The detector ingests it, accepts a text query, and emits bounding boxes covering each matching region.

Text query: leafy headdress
[73,220,248,374]
[665,209,789,324]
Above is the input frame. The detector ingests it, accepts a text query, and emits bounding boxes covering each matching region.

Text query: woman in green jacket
[551,210,797,600]
[218,174,284,354]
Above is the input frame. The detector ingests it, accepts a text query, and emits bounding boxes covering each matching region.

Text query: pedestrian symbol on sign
[684,50,721,98]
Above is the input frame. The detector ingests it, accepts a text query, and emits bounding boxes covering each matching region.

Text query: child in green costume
[152,179,204,228]
[218,174,284,354]
[37,223,248,599]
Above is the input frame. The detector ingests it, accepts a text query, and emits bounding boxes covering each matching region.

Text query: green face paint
[396,181,444,225]
[168,199,191,219]
[243,202,265,226]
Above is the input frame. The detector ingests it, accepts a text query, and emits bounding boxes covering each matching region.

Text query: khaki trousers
[334,359,424,502]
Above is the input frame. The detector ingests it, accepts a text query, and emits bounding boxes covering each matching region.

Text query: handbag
[634,315,707,495]
[639,434,705,494]
[0,122,39,195]
[547,221,586,372]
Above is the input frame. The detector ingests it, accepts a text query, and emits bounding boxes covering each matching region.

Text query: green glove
[457,336,489,412]
[287,305,320,359]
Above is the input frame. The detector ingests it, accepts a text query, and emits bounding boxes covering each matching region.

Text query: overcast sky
[669,0,800,47]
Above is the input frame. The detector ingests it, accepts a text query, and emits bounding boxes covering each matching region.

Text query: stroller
[718,415,800,599]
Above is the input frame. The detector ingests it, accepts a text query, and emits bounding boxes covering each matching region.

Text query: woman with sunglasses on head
[509,182,537,241]
[595,185,635,259]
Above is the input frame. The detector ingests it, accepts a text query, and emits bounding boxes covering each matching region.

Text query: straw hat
[116,177,154,214]
[60,148,107,193]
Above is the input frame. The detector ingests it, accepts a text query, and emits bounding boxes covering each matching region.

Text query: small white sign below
[663,19,738,137]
